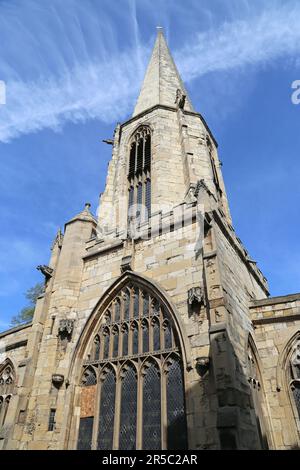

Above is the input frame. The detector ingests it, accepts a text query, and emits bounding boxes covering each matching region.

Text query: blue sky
[0,0,299,331]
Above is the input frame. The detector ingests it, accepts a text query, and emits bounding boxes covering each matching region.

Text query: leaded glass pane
[132,325,139,355]
[143,363,161,450]
[113,329,119,358]
[123,292,130,320]
[153,320,160,352]
[114,300,120,322]
[94,336,100,361]
[143,322,149,353]
[119,366,137,450]
[77,417,94,450]
[143,294,149,317]
[103,332,110,359]
[133,288,139,318]
[81,367,97,386]
[122,327,128,356]
[97,369,116,450]
[164,322,172,349]
[166,358,187,449]
[152,299,160,316]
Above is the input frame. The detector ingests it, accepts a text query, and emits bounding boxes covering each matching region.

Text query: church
[0,28,299,450]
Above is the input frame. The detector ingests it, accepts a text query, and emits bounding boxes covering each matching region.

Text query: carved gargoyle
[188,287,205,306]
[58,319,74,337]
[37,265,54,280]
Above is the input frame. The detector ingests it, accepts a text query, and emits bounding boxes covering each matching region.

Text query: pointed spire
[133,28,194,116]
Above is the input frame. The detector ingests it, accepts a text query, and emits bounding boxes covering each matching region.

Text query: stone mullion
[161,365,167,450]
[136,365,143,449]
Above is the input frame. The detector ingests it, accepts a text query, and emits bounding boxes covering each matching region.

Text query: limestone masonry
[0,29,299,450]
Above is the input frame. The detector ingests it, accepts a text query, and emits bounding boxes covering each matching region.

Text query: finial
[84,202,91,211]
[156,26,163,33]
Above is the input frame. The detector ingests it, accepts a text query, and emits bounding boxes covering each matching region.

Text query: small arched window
[128,126,151,225]
[77,282,187,450]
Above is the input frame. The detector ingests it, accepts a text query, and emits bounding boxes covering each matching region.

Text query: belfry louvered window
[77,282,188,450]
[128,126,151,224]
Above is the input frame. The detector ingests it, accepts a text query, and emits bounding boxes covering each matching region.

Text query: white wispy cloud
[176,3,300,81]
[0,1,300,142]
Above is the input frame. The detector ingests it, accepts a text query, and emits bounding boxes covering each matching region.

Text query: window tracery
[0,361,15,429]
[77,283,187,450]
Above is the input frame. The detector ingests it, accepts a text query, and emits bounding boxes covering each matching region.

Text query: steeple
[133,27,194,116]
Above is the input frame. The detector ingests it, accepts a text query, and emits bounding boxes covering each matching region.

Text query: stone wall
[250,294,300,449]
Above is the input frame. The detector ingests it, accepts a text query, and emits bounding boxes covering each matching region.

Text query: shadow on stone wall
[173,327,271,450]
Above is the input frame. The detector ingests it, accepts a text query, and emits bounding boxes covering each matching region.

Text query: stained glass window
[97,368,116,450]
[78,282,187,450]
[119,365,137,450]
[143,363,161,450]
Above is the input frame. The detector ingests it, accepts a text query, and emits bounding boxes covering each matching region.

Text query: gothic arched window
[77,282,187,450]
[289,339,300,421]
[128,126,151,225]
[0,360,15,429]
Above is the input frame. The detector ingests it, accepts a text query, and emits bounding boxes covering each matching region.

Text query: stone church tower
[0,29,300,451]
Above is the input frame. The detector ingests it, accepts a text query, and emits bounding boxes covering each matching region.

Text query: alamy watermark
[0,80,6,105]
[291,80,300,104]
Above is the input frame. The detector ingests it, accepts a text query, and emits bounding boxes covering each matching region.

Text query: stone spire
[133,27,194,116]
